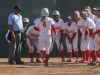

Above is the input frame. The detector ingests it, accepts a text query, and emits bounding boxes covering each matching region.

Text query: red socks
[60,50,64,59]
[29,53,34,59]
[45,54,49,64]
[38,50,44,59]
[68,52,72,60]
[81,51,86,60]
[74,51,78,59]
[86,50,90,61]
[92,50,98,61]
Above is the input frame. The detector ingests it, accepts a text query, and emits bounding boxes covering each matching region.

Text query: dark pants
[8,32,21,62]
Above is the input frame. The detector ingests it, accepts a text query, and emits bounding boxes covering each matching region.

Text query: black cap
[14,5,21,11]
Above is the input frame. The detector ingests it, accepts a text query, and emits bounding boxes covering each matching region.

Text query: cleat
[62,59,65,62]
[87,61,93,65]
[75,59,79,62]
[30,59,34,63]
[44,64,48,67]
[66,59,72,62]
[36,59,42,63]
[79,60,87,63]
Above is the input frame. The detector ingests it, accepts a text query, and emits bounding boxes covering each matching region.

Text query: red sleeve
[93,29,99,35]
[65,33,70,40]
[89,29,93,37]
[72,33,77,40]
[34,27,39,31]
[60,30,63,37]
[52,25,56,34]
[85,30,88,36]
[78,29,82,37]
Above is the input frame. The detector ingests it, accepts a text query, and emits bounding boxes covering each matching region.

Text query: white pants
[49,35,63,52]
[81,34,90,51]
[27,38,40,53]
[94,35,100,51]
[39,35,52,54]
[66,34,78,52]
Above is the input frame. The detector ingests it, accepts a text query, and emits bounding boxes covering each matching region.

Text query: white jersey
[95,18,100,31]
[76,17,84,33]
[83,17,96,35]
[52,19,64,36]
[63,22,77,38]
[26,25,39,40]
[88,14,95,22]
[35,17,54,36]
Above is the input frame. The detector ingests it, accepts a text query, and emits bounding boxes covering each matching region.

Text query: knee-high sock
[38,50,44,59]
[45,54,49,64]
[29,53,34,59]
[68,52,72,60]
[86,50,90,61]
[60,50,64,59]
[92,50,98,61]
[81,51,86,60]
[74,51,78,59]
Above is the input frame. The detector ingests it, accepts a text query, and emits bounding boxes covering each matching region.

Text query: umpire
[8,5,24,65]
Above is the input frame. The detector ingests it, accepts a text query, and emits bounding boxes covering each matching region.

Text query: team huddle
[6,6,100,67]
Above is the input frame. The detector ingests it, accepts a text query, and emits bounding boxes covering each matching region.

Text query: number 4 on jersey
[43,21,46,27]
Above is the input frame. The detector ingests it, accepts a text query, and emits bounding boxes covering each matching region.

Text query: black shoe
[9,61,16,65]
[16,61,24,65]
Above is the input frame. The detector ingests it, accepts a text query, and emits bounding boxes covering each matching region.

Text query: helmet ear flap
[41,8,49,17]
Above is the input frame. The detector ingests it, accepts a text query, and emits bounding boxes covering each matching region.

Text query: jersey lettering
[43,21,46,27]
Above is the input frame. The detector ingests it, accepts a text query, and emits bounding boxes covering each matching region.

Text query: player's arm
[51,19,57,35]
[60,21,64,43]
[51,24,57,35]
[8,15,15,40]
[72,24,78,40]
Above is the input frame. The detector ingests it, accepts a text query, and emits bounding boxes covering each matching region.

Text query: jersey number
[43,21,46,27]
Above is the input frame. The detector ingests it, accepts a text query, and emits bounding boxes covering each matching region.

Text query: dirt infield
[0,58,100,75]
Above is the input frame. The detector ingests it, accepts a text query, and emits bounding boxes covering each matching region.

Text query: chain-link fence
[0,0,100,57]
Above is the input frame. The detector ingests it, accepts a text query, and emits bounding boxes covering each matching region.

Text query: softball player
[26,18,39,63]
[63,16,78,62]
[34,8,56,67]
[84,6,100,61]
[81,11,97,63]
[91,9,100,65]
[74,11,87,63]
[49,10,65,62]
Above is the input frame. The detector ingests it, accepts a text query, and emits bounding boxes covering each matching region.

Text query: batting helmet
[22,18,29,22]
[52,10,60,17]
[41,8,49,17]
[33,18,39,24]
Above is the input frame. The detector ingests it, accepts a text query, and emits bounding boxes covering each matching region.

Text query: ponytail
[41,16,46,22]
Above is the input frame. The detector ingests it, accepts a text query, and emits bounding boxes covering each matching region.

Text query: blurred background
[0,0,100,58]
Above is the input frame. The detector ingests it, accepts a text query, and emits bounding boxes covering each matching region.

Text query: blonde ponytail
[41,16,46,22]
